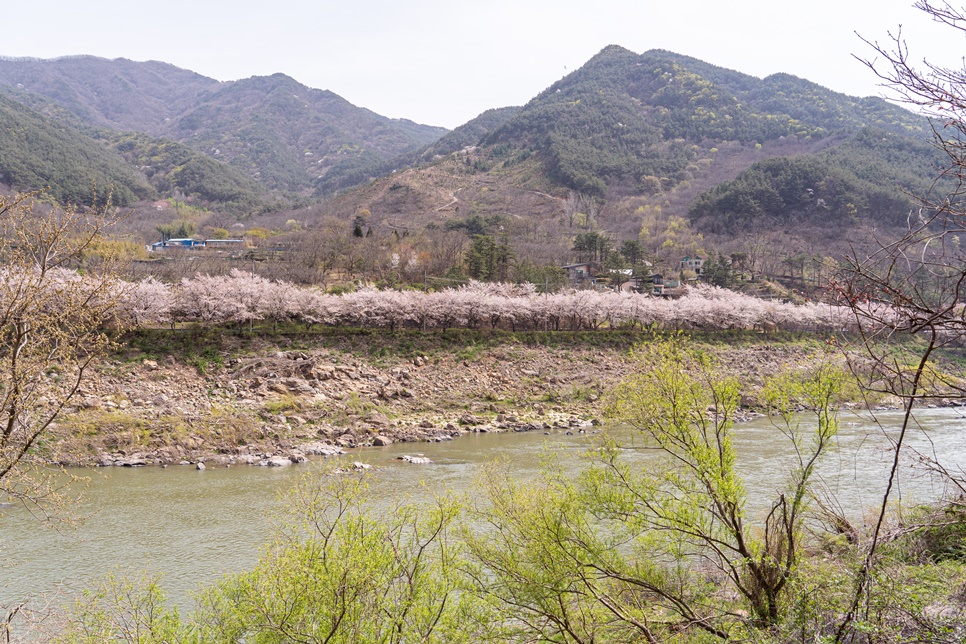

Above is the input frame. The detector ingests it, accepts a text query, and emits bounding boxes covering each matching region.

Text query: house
[562,262,595,285]
[680,256,704,275]
[147,238,249,253]
[148,238,206,252]
[204,238,248,250]
[649,274,683,297]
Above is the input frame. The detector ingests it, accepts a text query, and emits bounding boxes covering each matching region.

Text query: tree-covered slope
[688,127,944,232]
[318,45,932,242]
[477,45,926,198]
[105,132,270,211]
[417,106,522,161]
[0,93,155,205]
[166,73,447,194]
[0,55,218,131]
[0,89,273,211]
[0,57,449,197]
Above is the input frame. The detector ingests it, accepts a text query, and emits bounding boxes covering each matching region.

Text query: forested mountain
[318,45,935,246]
[0,56,218,131]
[480,45,925,198]
[104,132,270,211]
[166,73,447,193]
[0,56,448,197]
[0,92,155,205]
[0,91,273,209]
[689,127,941,233]
[0,48,940,253]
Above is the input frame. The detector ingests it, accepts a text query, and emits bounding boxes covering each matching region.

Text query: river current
[2,407,964,612]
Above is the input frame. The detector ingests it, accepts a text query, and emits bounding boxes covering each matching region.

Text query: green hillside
[478,45,926,200]
[0,58,449,198]
[0,55,219,132]
[0,93,154,205]
[418,107,522,161]
[0,88,273,211]
[169,73,448,194]
[688,127,943,232]
[106,132,270,211]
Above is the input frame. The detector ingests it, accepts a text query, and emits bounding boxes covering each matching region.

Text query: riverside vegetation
[28,339,966,643]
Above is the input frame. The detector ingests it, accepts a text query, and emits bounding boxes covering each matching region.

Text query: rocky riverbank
[43,332,836,468]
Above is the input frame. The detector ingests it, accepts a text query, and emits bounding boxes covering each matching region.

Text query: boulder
[298,442,345,457]
[373,435,393,447]
[364,412,390,427]
[261,456,293,467]
[398,455,432,465]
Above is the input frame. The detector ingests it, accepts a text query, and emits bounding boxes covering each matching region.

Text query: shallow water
[1,406,964,611]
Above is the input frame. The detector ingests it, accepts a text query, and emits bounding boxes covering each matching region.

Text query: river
[1,407,964,614]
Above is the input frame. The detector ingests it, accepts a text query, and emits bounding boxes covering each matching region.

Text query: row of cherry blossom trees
[114,270,853,333]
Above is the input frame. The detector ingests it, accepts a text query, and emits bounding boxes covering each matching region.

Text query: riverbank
[40,329,874,467]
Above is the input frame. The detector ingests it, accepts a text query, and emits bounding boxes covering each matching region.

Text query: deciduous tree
[0,192,123,518]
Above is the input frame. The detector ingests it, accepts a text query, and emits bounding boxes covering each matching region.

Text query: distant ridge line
[0,54,116,63]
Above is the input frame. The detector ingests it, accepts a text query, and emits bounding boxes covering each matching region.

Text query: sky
[4,1,963,128]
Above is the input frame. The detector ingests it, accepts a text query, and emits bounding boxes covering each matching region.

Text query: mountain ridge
[0,55,448,197]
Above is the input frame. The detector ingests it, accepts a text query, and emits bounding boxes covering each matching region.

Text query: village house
[562,262,595,286]
[680,255,704,275]
[148,238,248,253]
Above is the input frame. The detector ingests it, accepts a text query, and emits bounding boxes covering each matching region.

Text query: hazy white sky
[4,1,962,128]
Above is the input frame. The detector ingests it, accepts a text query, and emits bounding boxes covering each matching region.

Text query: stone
[298,442,345,457]
[398,455,432,464]
[373,435,393,447]
[262,456,293,467]
[336,436,356,448]
[196,461,206,470]
[365,412,390,427]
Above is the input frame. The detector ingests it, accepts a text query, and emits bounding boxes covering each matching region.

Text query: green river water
[1,407,964,613]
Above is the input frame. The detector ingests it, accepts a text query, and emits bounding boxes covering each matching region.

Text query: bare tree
[563,191,600,229]
[0,192,124,517]
[832,4,966,639]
